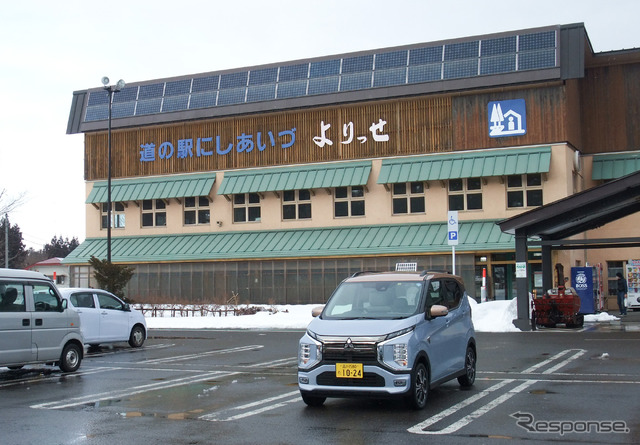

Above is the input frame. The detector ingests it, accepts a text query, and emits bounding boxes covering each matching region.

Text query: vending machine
[571,266,602,314]
[625,260,640,310]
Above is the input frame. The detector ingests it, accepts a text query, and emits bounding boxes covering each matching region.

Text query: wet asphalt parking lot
[1,318,640,445]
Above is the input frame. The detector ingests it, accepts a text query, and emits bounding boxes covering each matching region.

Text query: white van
[0,268,84,372]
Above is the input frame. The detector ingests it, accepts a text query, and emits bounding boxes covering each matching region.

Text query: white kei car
[59,288,147,348]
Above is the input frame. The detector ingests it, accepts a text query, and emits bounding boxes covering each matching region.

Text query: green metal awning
[217,161,371,195]
[592,151,640,180]
[377,146,551,184]
[86,173,216,204]
[63,220,513,264]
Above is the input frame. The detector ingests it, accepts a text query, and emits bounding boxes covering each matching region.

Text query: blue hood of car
[307,314,421,337]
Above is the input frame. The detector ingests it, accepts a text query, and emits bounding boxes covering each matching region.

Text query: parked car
[0,268,84,372]
[298,270,476,409]
[58,288,147,348]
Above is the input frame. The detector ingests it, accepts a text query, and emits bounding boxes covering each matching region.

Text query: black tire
[128,325,146,348]
[300,391,326,407]
[457,346,476,387]
[406,361,429,410]
[59,343,82,373]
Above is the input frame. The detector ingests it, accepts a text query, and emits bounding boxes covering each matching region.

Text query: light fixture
[102,76,125,263]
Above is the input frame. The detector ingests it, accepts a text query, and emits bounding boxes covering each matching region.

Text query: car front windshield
[323,281,423,320]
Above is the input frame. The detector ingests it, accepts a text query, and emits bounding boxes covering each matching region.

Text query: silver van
[0,268,84,372]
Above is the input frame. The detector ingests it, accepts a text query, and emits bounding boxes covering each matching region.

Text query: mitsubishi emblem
[344,338,354,351]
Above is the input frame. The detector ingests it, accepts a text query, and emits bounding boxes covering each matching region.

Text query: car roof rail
[350,271,379,277]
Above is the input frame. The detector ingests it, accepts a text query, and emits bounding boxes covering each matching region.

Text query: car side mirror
[429,304,448,319]
[124,303,131,312]
[311,306,324,317]
[60,299,68,312]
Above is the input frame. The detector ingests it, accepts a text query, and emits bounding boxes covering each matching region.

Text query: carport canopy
[497,170,640,330]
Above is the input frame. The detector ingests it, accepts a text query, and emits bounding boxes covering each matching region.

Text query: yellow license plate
[336,363,363,378]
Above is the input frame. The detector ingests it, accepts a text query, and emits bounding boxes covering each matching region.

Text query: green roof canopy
[377,146,551,184]
[592,151,640,180]
[217,161,371,195]
[86,173,216,204]
[64,220,513,264]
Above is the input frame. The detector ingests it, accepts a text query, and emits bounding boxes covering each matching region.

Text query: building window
[392,182,425,214]
[507,173,543,208]
[449,178,483,211]
[142,199,167,227]
[184,196,210,225]
[334,186,365,217]
[234,193,261,222]
[101,202,125,229]
[283,189,311,220]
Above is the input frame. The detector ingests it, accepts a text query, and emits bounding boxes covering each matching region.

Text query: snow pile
[144,298,621,332]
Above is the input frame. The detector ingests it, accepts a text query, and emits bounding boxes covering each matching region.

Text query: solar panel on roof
[308,76,339,95]
[408,64,442,83]
[192,76,219,92]
[112,87,138,103]
[373,68,406,87]
[518,49,556,70]
[342,55,374,74]
[189,91,217,109]
[138,83,164,99]
[340,72,372,91]
[165,79,191,96]
[87,90,110,106]
[218,87,246,105]
[220,72,248,89]
[112,102,136,118]
[444,59,478,79]
[409,46,443,65]
[135,98,162,115]
[481,36,516,56]
[276,80,307,98]
[85,105,109,121]
[375,50,408,69]
[444,41,479,61]
[279,63,308,82]
[480,54,516,75]
[309,59,340,78]
[162,95,189,112]
[247,84,276,102]
[249,68,278,86]
[519,31,555,51]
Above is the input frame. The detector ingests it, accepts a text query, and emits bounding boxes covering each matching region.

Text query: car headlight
[377,326,414,370]
[298,332,322,369]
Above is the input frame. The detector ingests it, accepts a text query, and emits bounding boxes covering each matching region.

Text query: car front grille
[317,371,385,387]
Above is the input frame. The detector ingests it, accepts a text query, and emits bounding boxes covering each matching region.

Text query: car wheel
[128,325,146,348]
[300,391,326,407]
[59,343,82,373]
[457,346,476,387]
[406,361,429,410]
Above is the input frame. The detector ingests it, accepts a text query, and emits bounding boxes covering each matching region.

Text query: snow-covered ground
[145,297,621,332]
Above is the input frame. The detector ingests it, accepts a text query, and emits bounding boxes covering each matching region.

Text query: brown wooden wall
[580,62,640,154]
[85,83,574,181]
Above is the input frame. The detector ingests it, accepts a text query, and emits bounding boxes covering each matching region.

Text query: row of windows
[99,174,543,229]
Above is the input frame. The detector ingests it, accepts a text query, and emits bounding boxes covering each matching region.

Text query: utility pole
[4,213,8,268]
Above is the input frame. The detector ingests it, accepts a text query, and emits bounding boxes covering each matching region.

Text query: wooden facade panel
[580,63,640,153]
[85,96,454,181]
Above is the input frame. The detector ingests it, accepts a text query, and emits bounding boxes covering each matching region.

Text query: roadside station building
[65,23,640,305]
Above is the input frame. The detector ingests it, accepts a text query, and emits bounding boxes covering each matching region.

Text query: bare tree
[0,189,26,215]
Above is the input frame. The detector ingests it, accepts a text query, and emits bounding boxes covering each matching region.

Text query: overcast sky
[1,0,639,251]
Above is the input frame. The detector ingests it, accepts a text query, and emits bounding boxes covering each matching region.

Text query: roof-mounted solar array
[83,29,557,123]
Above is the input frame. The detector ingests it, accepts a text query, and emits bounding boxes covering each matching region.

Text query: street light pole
[101,77,125,263]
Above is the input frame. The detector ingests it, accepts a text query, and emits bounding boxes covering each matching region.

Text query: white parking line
[140,344,264,364]
[409,348,586,435]
[199,390,301,422]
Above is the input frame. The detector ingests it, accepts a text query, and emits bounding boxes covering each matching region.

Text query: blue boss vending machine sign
[571,267,595,314]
